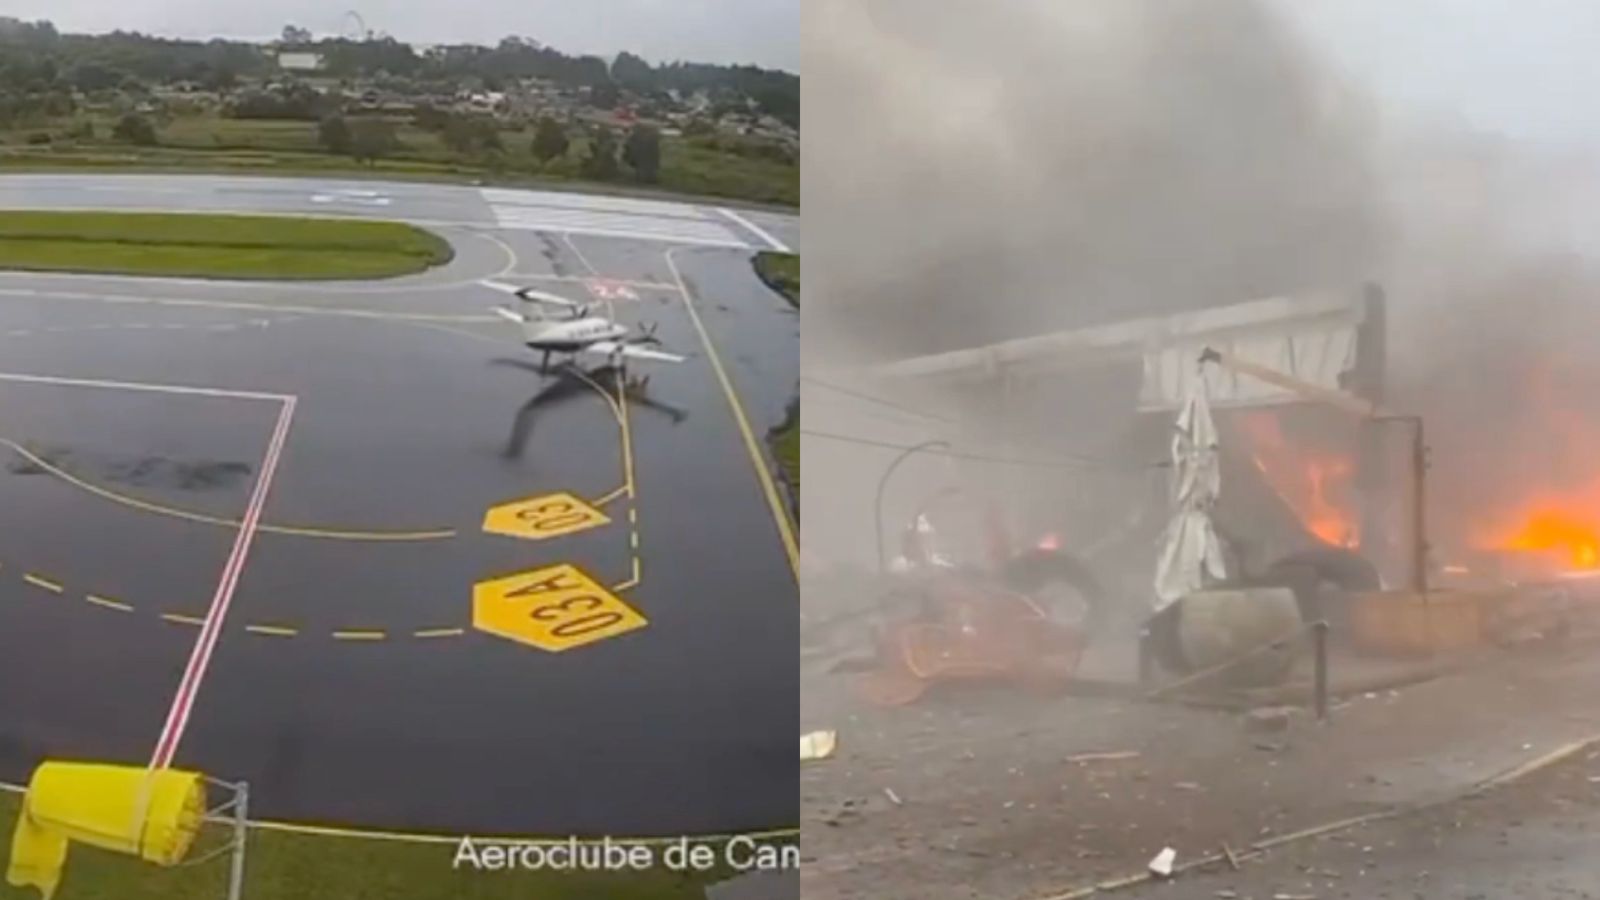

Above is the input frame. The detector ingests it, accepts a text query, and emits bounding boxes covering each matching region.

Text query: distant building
[276,52,324,73]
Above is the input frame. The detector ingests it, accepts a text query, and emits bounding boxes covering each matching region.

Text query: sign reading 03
[473,563,647,651]
[482,492,610,541]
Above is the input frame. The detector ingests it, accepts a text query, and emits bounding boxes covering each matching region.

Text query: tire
[1262,545,1380,626]
[1002,548,1109,635]
[1264,546,1380,591]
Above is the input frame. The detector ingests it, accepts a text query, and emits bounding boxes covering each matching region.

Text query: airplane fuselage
[524,316,629,351]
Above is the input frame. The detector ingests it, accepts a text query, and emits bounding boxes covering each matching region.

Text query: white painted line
[0,287,496,324]
[526,224,750,249]
[150,394,296,769]
[719,208,791,253]
[0,370,291,402]
[562,233,600,276]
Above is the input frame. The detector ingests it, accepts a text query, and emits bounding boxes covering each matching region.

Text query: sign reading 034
[483,492,610,541]
[473,563,646,651]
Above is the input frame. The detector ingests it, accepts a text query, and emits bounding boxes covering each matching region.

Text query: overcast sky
[1286,0,1600,149]
[5,0,798,71]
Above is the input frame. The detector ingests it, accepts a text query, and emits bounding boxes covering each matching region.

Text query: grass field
[752,252,799,307]
[773,403,799,499]
[753,252,799,498]
[0,115,798,208]
[0,211,453,280]
[0,789,739,899]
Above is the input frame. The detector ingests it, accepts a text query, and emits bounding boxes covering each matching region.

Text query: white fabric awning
[1153,373,1227,608]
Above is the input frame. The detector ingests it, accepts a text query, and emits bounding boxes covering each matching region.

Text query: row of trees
[0,19,798,128]
[311,112,662,181]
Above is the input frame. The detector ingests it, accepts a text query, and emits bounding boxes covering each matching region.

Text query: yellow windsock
[6,762,206,899]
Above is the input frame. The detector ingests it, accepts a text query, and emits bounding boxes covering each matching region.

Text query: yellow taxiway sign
[482,492,610,541]
[473,563,646,651]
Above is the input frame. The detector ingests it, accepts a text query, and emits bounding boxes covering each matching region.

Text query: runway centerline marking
[332,630,387,641]
[151,392,296,770]
[665,247,799,580]
[22,573,62,594]
[245,624,298,637]
[85,593,133,612]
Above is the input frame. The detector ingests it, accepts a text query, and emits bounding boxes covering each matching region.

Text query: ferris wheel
[340,10,368,41]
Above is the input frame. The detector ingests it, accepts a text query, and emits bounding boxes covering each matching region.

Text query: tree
[441,115,502,156]
[281,24,312,45]
[349,118,398,165]
[69,61,122,93]
[621,124,661,183]
[611,52,653,93]
[112,113,157,146]
[588,81,620,110]
[581,125,620,180]
[531,115,569,163]
[317,114,351,154]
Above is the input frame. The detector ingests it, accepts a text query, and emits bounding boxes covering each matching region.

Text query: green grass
[752,252,799,307]
[0,211,453,280]
[0,115,799,209]
[770,399,799,501]
[0,790,744,899]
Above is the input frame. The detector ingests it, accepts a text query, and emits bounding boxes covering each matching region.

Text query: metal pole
[1137,626,1154,686]
[1410,417,1428,595]
[874,439,950,573]
[1312,620,1329,722]
[227,782,248,900]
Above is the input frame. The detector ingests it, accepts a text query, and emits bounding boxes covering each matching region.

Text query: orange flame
[1235,411,1360,548]
[1493,508,1600,570]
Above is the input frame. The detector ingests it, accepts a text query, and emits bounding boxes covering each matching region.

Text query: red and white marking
[149,394,296,769]
[584,279,641,303]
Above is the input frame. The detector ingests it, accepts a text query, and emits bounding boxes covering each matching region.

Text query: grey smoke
[804,0,1388,365]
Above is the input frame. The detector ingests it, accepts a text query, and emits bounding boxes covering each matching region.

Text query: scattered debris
[1214,892,1239,899]
[1272,894,1317,900]
[1254,741,1287,753]
[883,787,902,806]
[1246,706,1295,733]
[1175,781,1204,792]
[1148,846,1176,877]
[1222,842,1240,871]
[801,730,838,761]
[1066,750,1142,764]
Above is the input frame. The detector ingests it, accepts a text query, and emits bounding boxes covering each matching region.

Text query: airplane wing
[479,280,584,311]
[583,341,686,364]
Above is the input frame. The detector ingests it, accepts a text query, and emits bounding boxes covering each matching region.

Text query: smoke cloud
[803,0,1388,366]
[801,0,1600,576]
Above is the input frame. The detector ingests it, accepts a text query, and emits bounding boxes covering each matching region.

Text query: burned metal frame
[873,439,950,573]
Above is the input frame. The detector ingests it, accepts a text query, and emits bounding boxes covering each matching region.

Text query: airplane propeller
[634,322,662,345]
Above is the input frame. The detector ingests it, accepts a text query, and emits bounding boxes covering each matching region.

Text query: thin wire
[800,428,1167,471]
[800,376,955,423]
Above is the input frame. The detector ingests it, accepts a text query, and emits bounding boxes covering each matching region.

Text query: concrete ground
[1146,743,1600,900]
[800,634,1600,900]
[0,174,798,839]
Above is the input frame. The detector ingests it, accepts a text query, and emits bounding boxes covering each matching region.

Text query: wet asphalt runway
[0,175,798,836]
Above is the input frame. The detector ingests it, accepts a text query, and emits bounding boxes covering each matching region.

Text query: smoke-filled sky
[801,0,1600,571]
[1290,0,1600,149]
[3,0,798,71]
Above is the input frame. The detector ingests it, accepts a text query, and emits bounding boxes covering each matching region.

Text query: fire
[1494,508,1600,570]
[1234,411,1360,548]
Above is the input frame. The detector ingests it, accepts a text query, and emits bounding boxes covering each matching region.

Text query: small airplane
[481,279,686,372]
